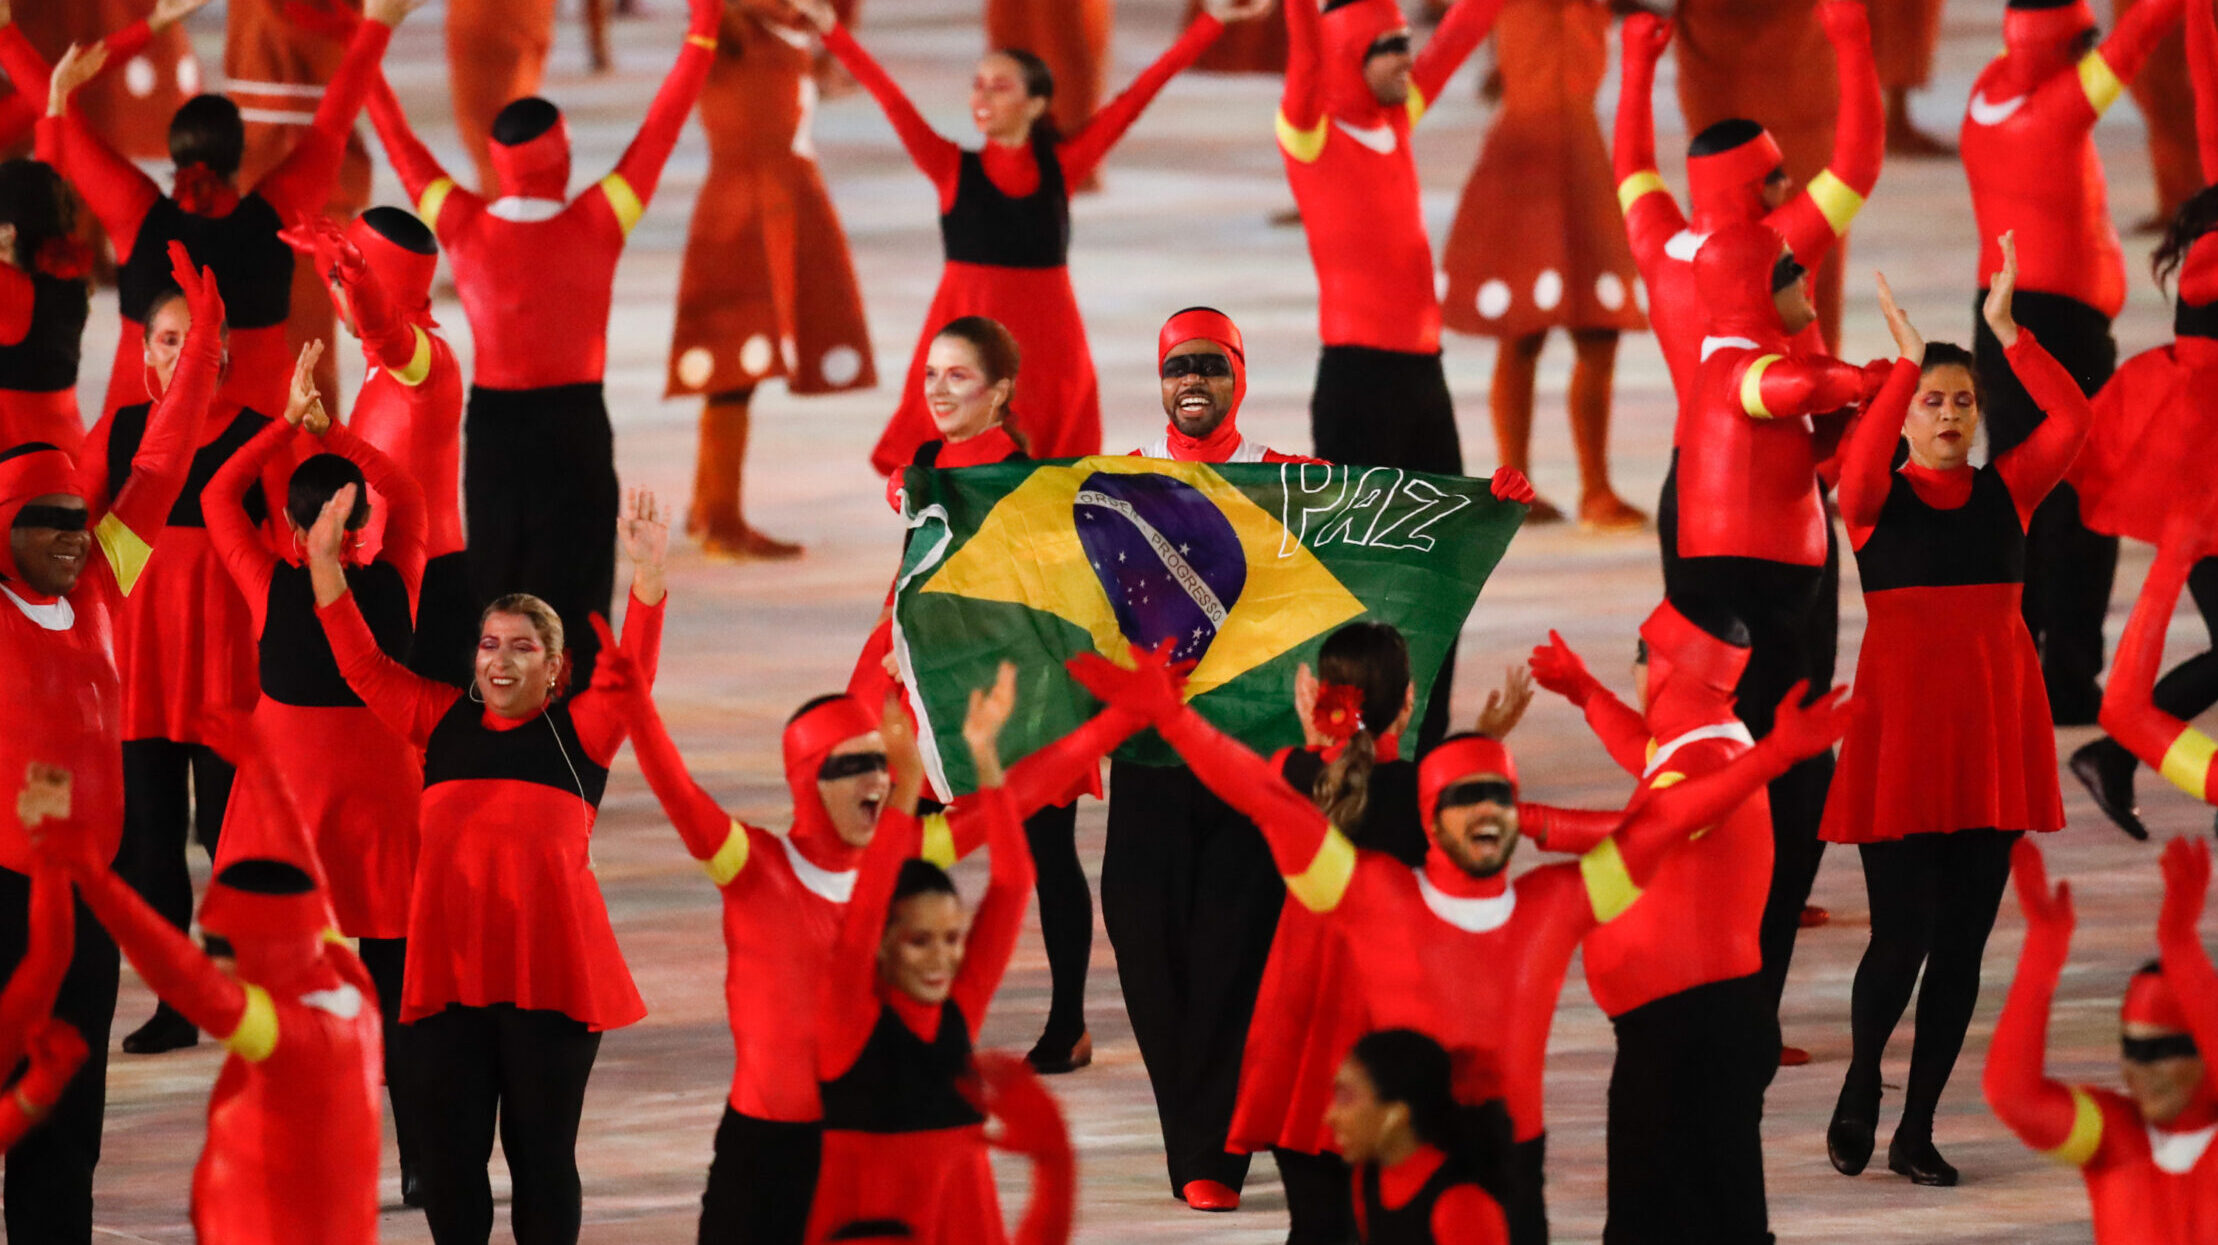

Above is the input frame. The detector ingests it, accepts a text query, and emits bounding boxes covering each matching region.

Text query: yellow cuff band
[1740,355,1783,419]
[2045,1087,2104,1167]
[2159,729,2217,803]
[416,177,455,230]
[1617,170,1668,214]
[94,512,152,596]
[686,33,716,49]
[1285,826,1358,913]
[392,326,434,387]
[1806,169,1865,236]
[1405,88,1427,128]
[1581,837,1643,923]
[600,173,645,235]
[2078,51,2123,114]
[1276,110,1329,164]
[224,984,279,1063]
[704,821,750,887]
[919,812,958,869]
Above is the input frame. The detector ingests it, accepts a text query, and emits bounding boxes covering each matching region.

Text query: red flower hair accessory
[32,237,90,281]
[1312,682,1365,742]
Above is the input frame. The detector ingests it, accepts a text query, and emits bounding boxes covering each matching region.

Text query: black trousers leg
[1898,829,2020,1140]
[1024,801,1092,1051]
[1103,761,1190,1193]
[411,1004,504,1243]
[119,739,193,935]
[359,937,419,1174]
[1843,835,1942,1121]
[2152,557,2218,722]
[1173,788,1279,1193]
[697,1109,822,1245]
[0,866,118,1245]
[1272,1147,1353,1245]
[495,1006,602,1245]
[1506,1133,1549,1245]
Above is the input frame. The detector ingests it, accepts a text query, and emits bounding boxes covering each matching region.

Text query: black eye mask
[1436,779,1515,812]
[818,752,889,782]
[2123,1032,2200,1064]
[1771,251,1808,294]
[11,505,88,532]
[1160,353,1232,380]
[1367,33,1412,58]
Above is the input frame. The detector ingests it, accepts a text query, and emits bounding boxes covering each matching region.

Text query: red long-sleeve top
[67,859,383,1245]
[1152,702,1803,1140]
[328,260,464,561]
[0,864,72,1076]
[1279,0,1504,353]
[1612,6,1880,420]
[825,16,1221,215]
[363,15,715,392]
[1679,335,1876,565]
[621,684,1137,1121]
[319,587,664,1028]
[35,18,389,420]
[1984,856,2218,1242]
[0,287,217,874]
[1961,0,2184,317]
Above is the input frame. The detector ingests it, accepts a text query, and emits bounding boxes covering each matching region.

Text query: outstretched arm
[255,7,399,220]
[817,804,923,1079]
[1411,0,1509,116]
[2100,546,2218,805]
[1056,14,1225,186]
[571,491,669,761]
[601,0,722,230]
[364,73,476,234]
[1768,1,1881,267]
[281,214,428,377]
[1279,0,1324,133]
[1984,840,2106,1164]
[1612,12,1688,268]
[809,8,962,204]
[202,418,291,616]
[594,620,767,881]
[2158,838,2218,1070]
[309,485,460,745]
[38,43,160,254]
[1529,630,1650,775]
[1727,349,1873,424]
[1839,273,1924,543]
[1001,706,1144,816]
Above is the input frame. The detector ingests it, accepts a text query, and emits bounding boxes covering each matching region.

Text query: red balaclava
[1994,0,2098,96]
[783,695,881,866]
[488,99,573,202]
[349,207,439,325]
[2122,967,2218,1128]
[1157,306,1249,461]
[0,443,84,601]
[1319,0,1410,121]
[1638,598,1751,742]
[1686,124,1786,230]
[1695,220,1795,346]
[1418,734,1518,827]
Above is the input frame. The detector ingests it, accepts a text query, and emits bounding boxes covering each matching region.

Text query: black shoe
[1828,1110,1876,1176]
[400,1162,424,1209]
[1887,1134,1959,1187]
[1025,1030,1092,1075]
[2070,739,2148,841]
[121,1004,199,1055]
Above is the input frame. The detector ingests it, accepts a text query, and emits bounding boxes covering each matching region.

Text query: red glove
[14,1019,86,1112]
[2161,837,2211,955]
[169,241,226,346]
[1761,680,1852,762]
[1063,640,1188,724]
[1818,0,1871,45]
[278,215,365,287]
[1489,467,1536,506]
[969,1052,1070,1159]
[2010,838,2074,961]
[1528,629,1603,708]
[1622,8,1672,65]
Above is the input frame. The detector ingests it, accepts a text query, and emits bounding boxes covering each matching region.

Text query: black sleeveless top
[1281,750,1426,868]
[422,697,610,806]
[910,438,1027,469]
[819,1000,983,1134]
[1359,1154,1476,1245]
[119,194,292,329]
[261,561,413,707]
[1852,466,2024,593]
[2180,294,2218,341]
[105,403,271,529]
[0,274,88,392]
[938,137,1068,270]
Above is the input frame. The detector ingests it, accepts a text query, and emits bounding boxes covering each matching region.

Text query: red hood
[1157,306,1249,460]
[1418,734,1517,826]
[1639,599,1750,742]
[490,114,572,202]
[1992,0,2097,95]
[1695,221,1794,347]
[1687,127,1785,231]
[783,695,879,867]
[1320,0,1409,121]
[349,210,438,325]
[0,443,80,593]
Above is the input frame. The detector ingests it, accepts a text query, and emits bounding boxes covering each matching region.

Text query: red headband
[489,115,572,201]
[1640,599,1751,695]
[2004,1,2097,49]
[0,445,81,583]
[1158,306,1249,430]
[1686,129,1785,224]
[1419,735,1518,824]
[2124,969,2192,1032]
[348,212,438,323]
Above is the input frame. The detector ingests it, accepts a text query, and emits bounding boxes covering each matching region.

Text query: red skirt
[116,526,260,744]
[1822,583,2065,843]
[807,1123,1002,1245]
[1227,898,1369,1157]
[216,701,421,940]
[869,262,1098,475]
[404,780,644,1030]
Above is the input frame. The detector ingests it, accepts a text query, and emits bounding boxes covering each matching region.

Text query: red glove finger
[1489,467,1536,505]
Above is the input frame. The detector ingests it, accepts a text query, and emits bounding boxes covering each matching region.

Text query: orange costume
[444,0,559,195]
[11,0,198,159]
[1439,0,1645,528]
[1185,0,1288,73]
[1672,0,1849,353]
[669,2,875,559]
[986,0,1110,142]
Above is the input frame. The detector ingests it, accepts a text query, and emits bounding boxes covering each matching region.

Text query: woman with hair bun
[0,158,91,454]
[792,0,1271,473]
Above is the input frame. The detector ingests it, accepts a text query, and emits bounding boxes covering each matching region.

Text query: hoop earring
[467,680,485,703]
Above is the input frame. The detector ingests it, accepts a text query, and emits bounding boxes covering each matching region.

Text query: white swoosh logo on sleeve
[1333,119,1399,155]
[1966,92,2026,126]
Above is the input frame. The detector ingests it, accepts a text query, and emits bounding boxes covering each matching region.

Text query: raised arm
[601,0,721,225]
[815,18,962,203]
[309,485,459,745]
[975,1055,1076,1245]
[593,621,755,871]
[39,45,160,254]
[1984,840,2106,1163]
[324,423,424,597]
[1839,274,1926,542]
[1411,0,1508,116]
[364,74,476,235]
[2159,839,2218,1065]
[1727,349,1874,425]
[282,216,424,375]
[1993,331,2091,522]
[572,491,669,761]
[943,665,1032,1034]
[2100,545,2218,805]
[253,6,399,221]
[1001,705,1145,816]
[817,803,923,1080]
[1529,629,1650,775]
[202,416,291,614]
[1612,12,1689,269]
[0,11,155,141]
[1280,0,1324,130]
[1055,13,1226,186]
[1767,1,1881,267]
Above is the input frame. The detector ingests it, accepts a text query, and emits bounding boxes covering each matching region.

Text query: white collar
[1415,868,1516,933]
[2149,1121,2218,1175]
[1644,721,1755,779]
[1700,335,1760,362]
[779,833,857,904]
[2,584,73,631]
[487,196,567,222]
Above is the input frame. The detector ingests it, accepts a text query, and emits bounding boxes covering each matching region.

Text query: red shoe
[1800,905,1830,929]
[1182,1180,1240,1212]
[1779,1045,1812,1067]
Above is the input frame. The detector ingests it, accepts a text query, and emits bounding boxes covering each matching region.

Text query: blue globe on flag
[1073,471,1249,667]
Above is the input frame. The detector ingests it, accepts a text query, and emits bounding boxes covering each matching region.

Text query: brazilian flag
[893,457,1525,794]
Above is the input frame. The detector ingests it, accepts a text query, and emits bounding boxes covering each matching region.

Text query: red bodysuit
[1986,842,2218,1242]
[823,15,1226,473]
[317,587,664,1029]
[362,3,715,392]
[806,791,1033,1245]
[35,17,389,420]
[1279,0,1503,354]
[0,244,219,876]
[1961,0,2184,316]
[1612,4,1879,422]
[0,866,81,1151]
[204,419,425,938]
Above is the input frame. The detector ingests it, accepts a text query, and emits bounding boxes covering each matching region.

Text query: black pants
[358,937,420,1174]
[698,1108,821,1245]
[119,738,233,951]
[1659,471,1838,1016]
[1025,801,1092,1052]
[408,1002,604,1245]
[1603,975,1778,1245]
[1504,1133,1547,1245]
[465,383,620,689]
[0,865,119,1245]
[411,550,479,687]
[1273,1147,1353,1245]
[1841,828,2021,1141]
[1973,290,2118,724]
[1102,761,1284,1193]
